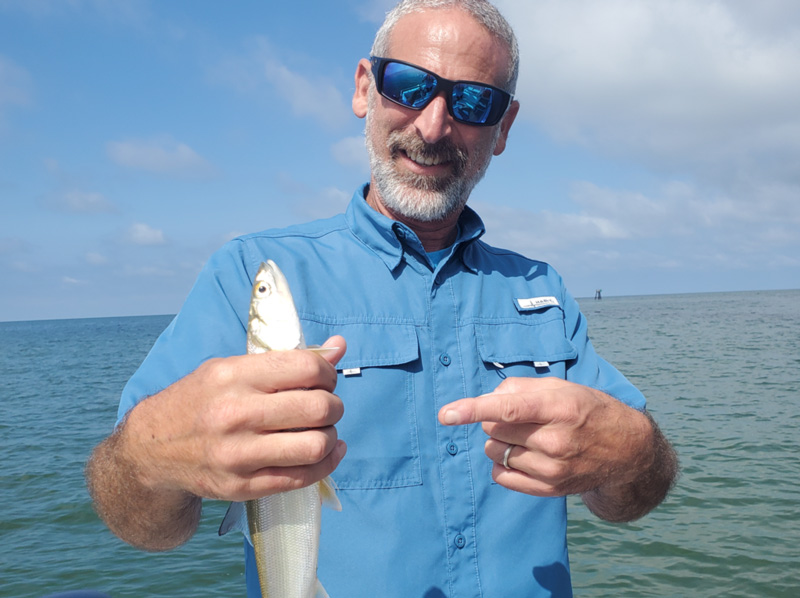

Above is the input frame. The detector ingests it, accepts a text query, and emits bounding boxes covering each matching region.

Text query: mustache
[387,131,469,175]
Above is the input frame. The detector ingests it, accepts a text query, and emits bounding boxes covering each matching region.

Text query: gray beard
[365,97,499,222]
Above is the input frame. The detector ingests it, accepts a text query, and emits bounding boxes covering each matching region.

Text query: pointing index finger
[437,394,518,426]
[439,381,556,427]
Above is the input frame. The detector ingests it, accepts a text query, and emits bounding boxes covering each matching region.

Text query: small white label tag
[516,296,559,310]
[342,367,361,376]
[534,361,550,368]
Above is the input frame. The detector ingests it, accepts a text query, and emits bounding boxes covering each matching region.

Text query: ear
[352,58,372,119]
[492,99,520,156]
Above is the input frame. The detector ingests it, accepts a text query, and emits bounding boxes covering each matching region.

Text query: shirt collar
[345,183,485,273]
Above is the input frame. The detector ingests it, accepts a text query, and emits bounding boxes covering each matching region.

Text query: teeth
[406,149,443,166]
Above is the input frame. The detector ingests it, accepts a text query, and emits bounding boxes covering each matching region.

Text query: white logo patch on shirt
[516,296,560,311]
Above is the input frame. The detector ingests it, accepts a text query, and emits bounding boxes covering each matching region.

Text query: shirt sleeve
[560,286,647,411]
[116,240,255,424]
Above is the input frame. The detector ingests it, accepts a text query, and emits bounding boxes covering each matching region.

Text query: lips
[388,132,468,176]
[405,147,447,167]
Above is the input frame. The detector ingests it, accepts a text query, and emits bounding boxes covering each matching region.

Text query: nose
[413,94,453,144]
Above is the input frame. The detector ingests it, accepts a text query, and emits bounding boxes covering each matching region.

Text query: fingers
[210,348,340,395]
[231,426,342,472]
[138,344,349,501]
[237,387,345,432]
[483,436,570,498]
[438,377,578,427]
[240,440,348,500]
[436,377,604,498]
[214,437,348,501]
[438,385,544,427]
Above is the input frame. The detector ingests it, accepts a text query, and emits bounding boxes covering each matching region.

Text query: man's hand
[85,336,348,551]
[127,337,347,501]
[438,377,677,522]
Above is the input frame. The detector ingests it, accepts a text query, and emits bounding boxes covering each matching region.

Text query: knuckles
[305,428,337,463]
[283,350,338,390]
[297,390,344,427]
[195,356,242,389]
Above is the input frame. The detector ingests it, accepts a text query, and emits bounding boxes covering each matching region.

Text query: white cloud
[9,260,39,273]
[477,173,800,274]
[0,55,30,106]
[107,136,214,177]
[123,264,176,277]
[0,54,31,129]
[209,37,350,129]
[353,0,396,24]
[274,173,351,221]
[53,190,117,213]
[0,237,26,255]
[126,222,166,246]
[221,230,246,244]
[85,252,109,265]
[496,0,800,184]
[331,135,369,172]
[0,0,150,24]
[263,60,348,129]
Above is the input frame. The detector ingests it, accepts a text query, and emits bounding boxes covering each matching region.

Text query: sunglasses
[370,56,513,127]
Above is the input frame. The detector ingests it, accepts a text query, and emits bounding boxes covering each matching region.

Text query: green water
[569,290,800,597]
[1,290,798,597]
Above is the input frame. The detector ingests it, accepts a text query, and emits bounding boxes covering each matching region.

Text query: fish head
[247,260,306,352]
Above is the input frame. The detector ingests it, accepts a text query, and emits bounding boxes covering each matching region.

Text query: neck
[365,185,461,252]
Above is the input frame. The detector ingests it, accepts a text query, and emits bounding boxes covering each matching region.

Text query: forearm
[581,411,678,522]
[85,412,202,552]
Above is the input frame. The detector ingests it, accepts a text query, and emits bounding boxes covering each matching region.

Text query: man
[86,0,678,596]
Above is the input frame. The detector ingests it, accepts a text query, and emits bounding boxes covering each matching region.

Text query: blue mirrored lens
[373,57,511,126]
[452,84,494,124]
[382,62,437,109]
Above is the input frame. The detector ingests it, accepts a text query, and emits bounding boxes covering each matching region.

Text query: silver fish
[220,260,341,598]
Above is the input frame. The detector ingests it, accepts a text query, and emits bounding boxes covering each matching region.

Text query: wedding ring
[502,443,514,470]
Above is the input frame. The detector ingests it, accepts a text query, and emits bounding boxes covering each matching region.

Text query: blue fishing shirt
[118,184,646,598]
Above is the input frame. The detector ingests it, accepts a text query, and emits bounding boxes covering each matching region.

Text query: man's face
[356,8,518,223]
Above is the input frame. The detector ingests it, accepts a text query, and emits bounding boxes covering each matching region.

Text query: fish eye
[257,284,269,294]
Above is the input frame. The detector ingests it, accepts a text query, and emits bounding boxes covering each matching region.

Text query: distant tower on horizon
[595,289,602,300]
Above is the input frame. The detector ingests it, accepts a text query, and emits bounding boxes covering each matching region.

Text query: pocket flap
[306,321,419,371]
[475,318,577,365]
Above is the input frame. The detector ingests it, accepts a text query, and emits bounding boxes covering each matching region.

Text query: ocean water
[1,290,798,597]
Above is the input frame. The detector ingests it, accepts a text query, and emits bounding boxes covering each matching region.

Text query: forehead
[386,8,510,87]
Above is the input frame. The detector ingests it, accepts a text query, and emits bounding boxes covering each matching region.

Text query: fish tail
[315,579,331,598]
[319,476,341,512]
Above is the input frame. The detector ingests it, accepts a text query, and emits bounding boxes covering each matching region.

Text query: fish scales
[246,486,324,597]
[220,259,340,598]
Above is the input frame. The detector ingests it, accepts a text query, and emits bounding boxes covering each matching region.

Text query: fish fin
[218,502,252,545]
[308,345,341,357]
[319,476,342,512]
[315,579,331,598]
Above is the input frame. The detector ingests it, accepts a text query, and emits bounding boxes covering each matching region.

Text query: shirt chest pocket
[474,311,578,395]
[308,321,422,490]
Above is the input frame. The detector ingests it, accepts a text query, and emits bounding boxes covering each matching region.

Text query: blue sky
[2,0,799,321]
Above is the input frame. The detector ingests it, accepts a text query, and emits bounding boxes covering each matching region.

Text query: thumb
[318,335,347,367]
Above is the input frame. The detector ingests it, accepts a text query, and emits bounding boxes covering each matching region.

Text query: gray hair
[370,0,519,94]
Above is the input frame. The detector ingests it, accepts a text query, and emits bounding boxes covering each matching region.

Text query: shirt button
[454,533,466,549]
[447,442,458,456]
[439,353,451,366]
